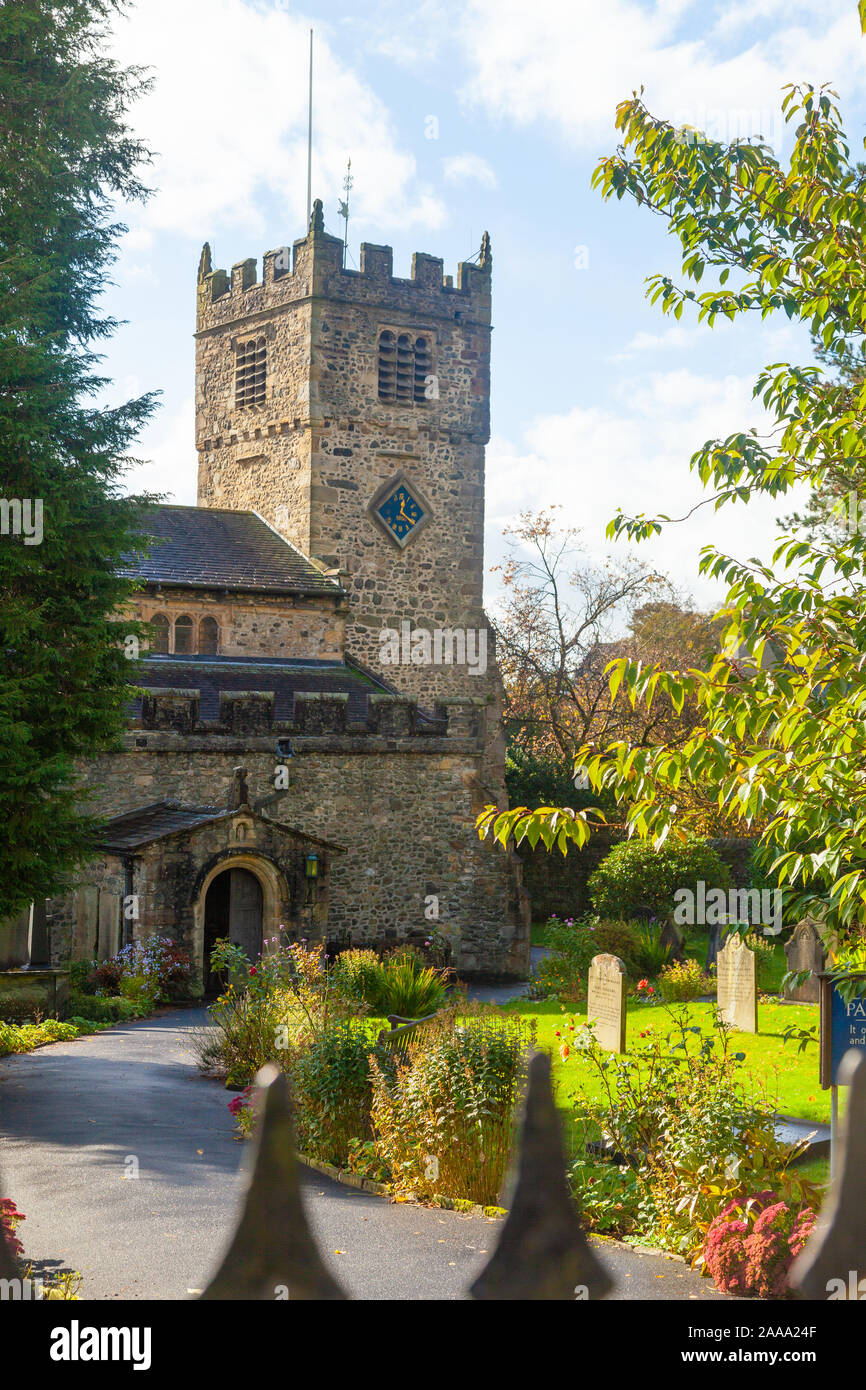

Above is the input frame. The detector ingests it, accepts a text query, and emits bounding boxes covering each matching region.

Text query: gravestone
[587,953,627,1053]
[97,892,120,961]
[73,886,98,961]
[784,919,824,1004]
[717,934,758,1033]
[29,899,50,968]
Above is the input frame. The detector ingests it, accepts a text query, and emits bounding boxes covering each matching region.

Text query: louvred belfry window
[235,336,266,409]
[377,330,433,404]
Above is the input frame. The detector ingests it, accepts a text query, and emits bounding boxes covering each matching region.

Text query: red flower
[249,966,257,976]
[638,979,648,990]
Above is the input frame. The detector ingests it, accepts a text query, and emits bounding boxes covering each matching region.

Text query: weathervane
[338,158,352,268]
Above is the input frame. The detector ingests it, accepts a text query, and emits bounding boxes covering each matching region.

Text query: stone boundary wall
[517,833,756,923]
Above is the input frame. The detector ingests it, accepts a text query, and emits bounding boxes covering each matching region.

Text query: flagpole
[306,28,313,224]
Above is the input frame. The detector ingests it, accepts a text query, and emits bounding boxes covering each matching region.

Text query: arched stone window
[199,616,219,655]
[150,613,169,654]
[235,336,266,409]
[174,615,194,654]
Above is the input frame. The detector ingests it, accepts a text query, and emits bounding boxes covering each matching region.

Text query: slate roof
[96,803,224,852]
[96,800,346,854]
[119,505,342,597]
[129,654,394,722]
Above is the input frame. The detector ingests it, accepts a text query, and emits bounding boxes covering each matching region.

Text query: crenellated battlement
[134,687,484,743]
[196,199,491,329]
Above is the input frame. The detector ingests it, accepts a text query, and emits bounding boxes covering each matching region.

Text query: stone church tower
[195,199,492,701]
[37,204,529,989]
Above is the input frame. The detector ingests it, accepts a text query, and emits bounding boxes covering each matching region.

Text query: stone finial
[198,242,212,282]
[202,1065,347,1300]
[479,230,492,269]
[228,765,251,811]
[470,1052,612,1300]
[792,1050,866,1298]
[310,198,325,235]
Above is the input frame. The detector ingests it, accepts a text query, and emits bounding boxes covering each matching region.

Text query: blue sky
[103,0,866,611]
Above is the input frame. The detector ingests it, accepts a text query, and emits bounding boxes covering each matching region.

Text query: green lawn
[497,996,835,1159]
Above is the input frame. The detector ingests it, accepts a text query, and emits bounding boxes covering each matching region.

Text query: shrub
[632,920,672,977]
[751,934,780,993]
[200,985,292,1087]
[564,1008,820,1257]
[330,949,388,1013]
[534,916,600,1000]
[588,836,731,925]
[568,1158,641,1234]
[702,1192,817,1298]
[88,937,193,1008]
[119,972,159,1014]
[657,957,714,1002]
[0,1016,107,1057]
[370,1009,535,1205]
[0,1199,25,1261]
[536,917,648,1000]
[290,1021,382,1165]
[0,989,47,1023]
[345,1138,391,1184]
[199,938,360,1086]
[591,919,643,973]
[379,956,448,1017]
[332,946,450,1017]
[91,957,124,994]
[68,961,96,995]
[227,1085,260,1139]
[69,992,139,1023]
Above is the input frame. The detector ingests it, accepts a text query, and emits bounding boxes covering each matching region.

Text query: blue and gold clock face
[376,484,425,542]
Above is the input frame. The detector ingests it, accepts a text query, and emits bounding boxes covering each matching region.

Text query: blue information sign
[826,980,866,1086]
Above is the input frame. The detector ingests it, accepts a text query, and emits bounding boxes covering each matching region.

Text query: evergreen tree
[0,0,157,919]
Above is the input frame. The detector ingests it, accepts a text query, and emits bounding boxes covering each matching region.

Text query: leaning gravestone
[716,934,758,1033]
[784,919,824,1004]
[587,953,627,1053]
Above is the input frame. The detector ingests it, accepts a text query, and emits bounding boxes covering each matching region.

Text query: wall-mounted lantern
[305,853,319,880]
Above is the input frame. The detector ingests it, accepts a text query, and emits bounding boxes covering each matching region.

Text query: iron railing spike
[791,1049,866,1300]
[201,1063,347,1300]
[470,1050,613,1301]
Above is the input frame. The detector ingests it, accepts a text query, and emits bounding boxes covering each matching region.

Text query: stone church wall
[135,587,345,661]
[78,739,527,978]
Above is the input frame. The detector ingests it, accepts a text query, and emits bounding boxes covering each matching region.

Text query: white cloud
[457,0,864,155]
[484,366,808,610]
[110,0,446,245]
[442,153,498,188]
[613,323,713,359]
